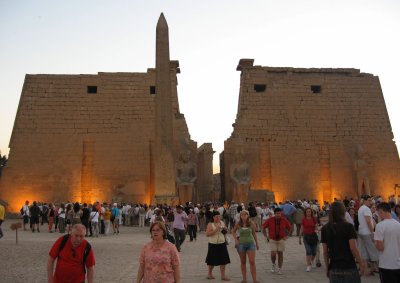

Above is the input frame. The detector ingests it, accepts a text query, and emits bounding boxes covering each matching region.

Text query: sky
[0,0,399,173]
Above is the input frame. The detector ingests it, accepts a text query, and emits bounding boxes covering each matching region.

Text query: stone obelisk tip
[157,13,168,29]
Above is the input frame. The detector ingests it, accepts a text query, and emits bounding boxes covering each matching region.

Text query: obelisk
[153,13,177,204]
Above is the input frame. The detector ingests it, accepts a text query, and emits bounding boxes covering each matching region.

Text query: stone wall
[0,69,206,211]
[223,59,400,203]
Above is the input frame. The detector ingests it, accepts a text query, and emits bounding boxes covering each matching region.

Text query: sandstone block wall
[0,69,208,211]
[223,59,400,203]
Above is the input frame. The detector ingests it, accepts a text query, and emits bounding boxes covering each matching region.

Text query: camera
[221,227,227,234]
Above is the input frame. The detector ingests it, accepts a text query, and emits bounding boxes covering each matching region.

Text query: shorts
[23,215,29,224]
[269,239,285,252]
[113,218,119,224]
[237,242,256,253]
[303,236,317,256]
[31,216,39,224]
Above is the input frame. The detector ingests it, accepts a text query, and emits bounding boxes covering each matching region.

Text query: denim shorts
[303,236,317,256]
[237,242,256,253]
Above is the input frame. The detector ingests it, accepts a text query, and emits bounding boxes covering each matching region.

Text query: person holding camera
[205,210,231,281]
[232,210,260,283]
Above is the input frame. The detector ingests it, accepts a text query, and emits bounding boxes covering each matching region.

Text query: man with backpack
[47,224,95,283]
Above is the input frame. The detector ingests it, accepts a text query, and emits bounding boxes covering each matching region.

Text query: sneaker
[306,266,311,272]
[276,268,282,275]
[271,264,276,273]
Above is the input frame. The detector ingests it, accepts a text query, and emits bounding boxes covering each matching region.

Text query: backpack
[249,206,257,218]
[20,207,24,215]
[58,234,92,274]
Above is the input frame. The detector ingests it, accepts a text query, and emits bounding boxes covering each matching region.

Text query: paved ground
[0,219,379,283]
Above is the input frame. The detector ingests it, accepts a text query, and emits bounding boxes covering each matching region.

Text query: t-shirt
[30,205,41,218]
[173,211,187,230]
[112,207,120,218]
[301,217,316,235]
[0,204,5,221]
[321,222,357,270]
[139,240,180,283]
[262,216,292,240]
[89,211,99,222]
[49,236,95,283]
[374,218,400,269]
[357,205,373,235]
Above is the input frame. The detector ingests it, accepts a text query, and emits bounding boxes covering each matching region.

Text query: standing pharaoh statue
[176,149,197,204]
[230,149,250,204]
[354,144,371,198]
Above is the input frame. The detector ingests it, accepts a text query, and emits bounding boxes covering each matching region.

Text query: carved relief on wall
[354,144,371,197]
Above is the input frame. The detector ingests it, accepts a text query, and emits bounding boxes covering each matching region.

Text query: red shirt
[49,236,95,283]
[301,217,316,235]
[262,216,292,240]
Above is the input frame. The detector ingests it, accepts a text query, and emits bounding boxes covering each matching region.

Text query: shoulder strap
[58,234,70,254]
[83,242,92,274]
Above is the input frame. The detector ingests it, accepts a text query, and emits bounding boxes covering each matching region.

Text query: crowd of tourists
[0,195,398,283]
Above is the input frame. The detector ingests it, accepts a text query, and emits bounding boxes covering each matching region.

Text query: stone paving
[0,219,379,283]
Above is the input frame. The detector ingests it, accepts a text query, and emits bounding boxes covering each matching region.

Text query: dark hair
[73,202,80,213]
[304,207,314,217]
[329,201,345,224]
[377,202,391,213]
[150,222,167,239]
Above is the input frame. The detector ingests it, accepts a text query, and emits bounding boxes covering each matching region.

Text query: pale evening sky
[0,0,399,173]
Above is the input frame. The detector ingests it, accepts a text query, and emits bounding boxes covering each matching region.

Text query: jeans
[174,228,186,251]
[329,268,360,283]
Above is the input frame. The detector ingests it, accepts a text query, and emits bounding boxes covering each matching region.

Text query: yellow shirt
[0,204,5,221]
[103,210,111,221]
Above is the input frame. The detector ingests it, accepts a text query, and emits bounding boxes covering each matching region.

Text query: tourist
[282,201,296,236]
[293,203,304,236]
[0,199,6,239]
[394,204,400,222]
[262,207,292,275]
[103,207,111,235]
[81,203,90,234]
[374,202,400,283]
[57,203,66,233]
[345,207,355,226]
[21,200,30,231]
[150,207,165,224]
[30,201,41,232]
[136,222,180,283]
[47,203,55,233]
[111,203,120,234]
[231,210,260,283]
[321,201,366,282]
[205,210,230,281]
[65,203,73,234]
[357,195,379,274]
[71,202,82,226]
[138,204,146,227]
[299,207,318,272]
[173,205,188,252]
[187,208,199,241]
[228,201,238,231]
[261,203,274,226]
[47,224,95,283]
[89,207,99,237]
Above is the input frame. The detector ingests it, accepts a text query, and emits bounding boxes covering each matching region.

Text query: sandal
[207,275,215,279]
[221,278,230,281]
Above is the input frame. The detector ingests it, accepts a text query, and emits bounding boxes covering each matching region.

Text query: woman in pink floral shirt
[136,222,180,283]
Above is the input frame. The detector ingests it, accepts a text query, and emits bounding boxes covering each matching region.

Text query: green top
[239,226,254,244]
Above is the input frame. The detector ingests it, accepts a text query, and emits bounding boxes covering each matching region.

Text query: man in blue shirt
[282,201,296,236]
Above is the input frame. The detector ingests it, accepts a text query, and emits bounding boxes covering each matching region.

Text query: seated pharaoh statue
[230,149,250,204]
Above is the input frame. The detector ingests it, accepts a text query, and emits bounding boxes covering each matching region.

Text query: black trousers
[188,225,197,240]
[379,268,400,283]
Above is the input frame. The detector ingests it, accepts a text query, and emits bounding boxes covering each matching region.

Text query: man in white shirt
[21,200,30,230]
[374,202,400,282]
[357,195,379,273]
